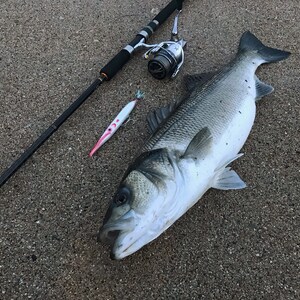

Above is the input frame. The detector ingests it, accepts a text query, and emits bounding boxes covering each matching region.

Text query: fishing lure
[89,90,144,157]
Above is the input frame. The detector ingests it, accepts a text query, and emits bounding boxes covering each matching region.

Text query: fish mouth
[97,227,120,245]
[98,210,148,260]
[99,210,160,260]
[110,220,163,260]
[110,234,145,260]
[98,213,135,246]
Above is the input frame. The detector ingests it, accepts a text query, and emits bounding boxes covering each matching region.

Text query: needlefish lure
[89,91,144,156]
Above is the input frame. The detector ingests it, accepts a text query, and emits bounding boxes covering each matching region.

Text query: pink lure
[89,91,144,157]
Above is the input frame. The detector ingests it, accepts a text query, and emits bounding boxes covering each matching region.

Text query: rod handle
[154,0,184,24]
[100,49,131,80]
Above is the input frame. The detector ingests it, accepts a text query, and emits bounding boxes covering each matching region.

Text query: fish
[98,31,290,260]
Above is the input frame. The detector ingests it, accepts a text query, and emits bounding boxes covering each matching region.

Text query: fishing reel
[136,7,186,80]
[145,10,186,80]
[145,39,186,79]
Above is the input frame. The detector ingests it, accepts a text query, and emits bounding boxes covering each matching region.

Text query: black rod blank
[0,78,102,187]
[0,0,184,187]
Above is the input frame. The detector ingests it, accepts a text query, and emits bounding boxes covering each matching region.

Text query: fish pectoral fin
[183,127,213,159]
[212,167,247,190]
[184,72,216,92]
[255,75,274,101]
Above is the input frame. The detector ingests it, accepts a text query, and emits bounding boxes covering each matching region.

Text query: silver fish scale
[143,54,254,153]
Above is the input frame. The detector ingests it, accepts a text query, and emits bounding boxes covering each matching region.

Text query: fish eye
[114,186,131,206]
[116,194,127,204]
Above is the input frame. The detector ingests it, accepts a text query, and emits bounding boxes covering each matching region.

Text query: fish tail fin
[238,31,291,63]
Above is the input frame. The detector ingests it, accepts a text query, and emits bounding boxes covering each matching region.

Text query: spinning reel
[136,4,186,79]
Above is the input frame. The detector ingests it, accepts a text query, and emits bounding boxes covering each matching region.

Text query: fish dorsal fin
[183,127,213,159]
[184,72,216,92]
[147,102,177,134]
[255,75,274,101]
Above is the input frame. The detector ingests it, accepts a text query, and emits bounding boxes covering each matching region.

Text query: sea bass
[98,31,290,260]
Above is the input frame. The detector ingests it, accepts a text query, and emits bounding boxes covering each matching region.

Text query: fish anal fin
[255,75,274,101]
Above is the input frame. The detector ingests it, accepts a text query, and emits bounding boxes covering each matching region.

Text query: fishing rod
[0,0,185,187]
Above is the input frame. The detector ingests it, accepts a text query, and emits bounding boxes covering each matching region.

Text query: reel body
[135,6,186,80]
[146,40,185,79]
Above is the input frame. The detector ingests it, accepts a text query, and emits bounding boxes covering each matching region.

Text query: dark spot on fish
[252,62,255,64]
[226,143,228,145]
[220,100,222,103]
[245,79,248,82]
[248,86,251,89]
[239,111,242,114]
